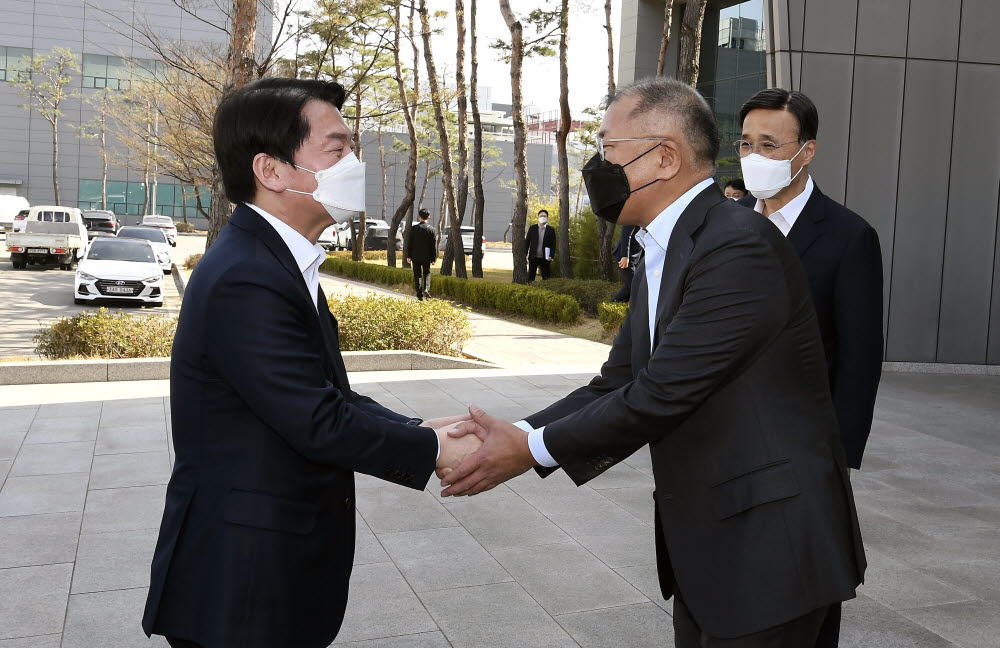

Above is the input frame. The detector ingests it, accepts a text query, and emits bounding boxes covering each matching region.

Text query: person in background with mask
[610,223,641,302]
[440,77,865,648]
[724,178,747,200]
[525,209,556,280]
[736,87,884,648]
[142,78,481,648]
[405,207,437,299]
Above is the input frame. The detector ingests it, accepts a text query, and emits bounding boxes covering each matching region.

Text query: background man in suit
[610,223,641,302]
[737,87,884,647]
[404,207,436,300]
[142,78,479,648]
[724,178,747,200]
[525,209,556,280]
[440,77,865,647]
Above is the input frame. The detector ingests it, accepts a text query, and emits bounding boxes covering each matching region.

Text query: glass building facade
[78,179,211,222]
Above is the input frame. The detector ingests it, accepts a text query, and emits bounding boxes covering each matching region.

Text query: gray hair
[608,78,721,170]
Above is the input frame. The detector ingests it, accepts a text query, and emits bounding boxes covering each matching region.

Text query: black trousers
[673,590,828,648]
[412,260,431,298]
[167,639,203,648]
[528,256,551,280]
[814,603,842,647]
[611,266,635,302]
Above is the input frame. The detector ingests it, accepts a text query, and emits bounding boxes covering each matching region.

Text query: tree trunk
[378,126,387,223]
[677,0,708,85]
[352,88,367,260]
[206,164,231,247]
[419,0,466,278]
[556,0,572,278]
[469,0,485,278]
[441,0,470,276]
[51,118,60,205]
[656,0,675,76]
[387,0,419,269]
[100,102,108,210]
[604,0,615,97]
[596,0,618,280]
[499,0,528,284]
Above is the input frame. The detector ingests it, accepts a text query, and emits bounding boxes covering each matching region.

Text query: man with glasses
[737,88,884,648]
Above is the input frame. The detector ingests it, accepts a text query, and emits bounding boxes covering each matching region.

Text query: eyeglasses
[596,137,668,161]
[733,140,804,158]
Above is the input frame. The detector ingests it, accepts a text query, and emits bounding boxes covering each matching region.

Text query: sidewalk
[0,371,998,647]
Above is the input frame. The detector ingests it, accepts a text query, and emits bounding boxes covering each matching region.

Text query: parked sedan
[141,215,178,246]
[82,210,119,238]
[117,226,172,273]
[74,237,164,307]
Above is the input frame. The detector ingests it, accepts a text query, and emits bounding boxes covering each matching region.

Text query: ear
[799,140,818,167]
[654,139,683,182]
[252,153,291,194]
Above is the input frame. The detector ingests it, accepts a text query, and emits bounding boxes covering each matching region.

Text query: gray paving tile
[81,485,166,535]
[622,445,653,474]
[587,463,654,490]
[95,424,168,455]
[0,408,36,435]
[71,528,159,594]
[378,525,511,592]
[0,634,62,647]
[89,452,171,490]
[62,587,167,647]
[0,431,27,461]
[0,461,9,486]
[33,402,101,421]
[596,485,656,525]
[419,581,577,648]
[0,512,81,569]
[556,602,675,648]
[10,442,94,477]
[332,562,438,644]
[898,600,1000,648]
[614,564,672,612]
[335,631,450,648]
[839,594,956,648]
[0,563,72,640]
[857,550,974,611]
[505,470,612,519]
[0,473,89,517]
[354,513,389,565]
[23,417,99,445]
[443,489,571,550]
[547,500,656,569]
[98,403,165,430]
[355,486,457,534]
[492,541,648,615]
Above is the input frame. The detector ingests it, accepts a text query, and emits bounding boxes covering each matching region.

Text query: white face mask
[740,142,808,200]
[287,152,366,224]
[538,217,548,225]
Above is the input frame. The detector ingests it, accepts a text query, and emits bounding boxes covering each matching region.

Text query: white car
[317,225,336,251]
[117,226,172,273]
[141,215,178,246]
[75,237,165,307]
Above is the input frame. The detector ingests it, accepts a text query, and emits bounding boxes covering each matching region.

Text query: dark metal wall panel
[907,0,961,60]
[799,53,853,203]
[886,60,957,361]
[856,0,909,57]
[787,0,806,51]
[989,190,1000,364]
[801,0,858,54]
[936,63,1000,362]
[845,57,905,339]
[959,0,1000,64]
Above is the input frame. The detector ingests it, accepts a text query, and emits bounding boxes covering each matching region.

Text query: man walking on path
[404,208,437,300]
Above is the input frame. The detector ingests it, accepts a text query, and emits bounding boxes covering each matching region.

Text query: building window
[79,179,211,222]
[0,46,32,82]
[82,55,161,90]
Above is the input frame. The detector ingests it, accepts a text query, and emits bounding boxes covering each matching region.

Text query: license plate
[28,248,48,254]
[105,286,134,295]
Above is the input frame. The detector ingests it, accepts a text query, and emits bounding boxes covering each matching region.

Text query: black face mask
[581,144,662,224]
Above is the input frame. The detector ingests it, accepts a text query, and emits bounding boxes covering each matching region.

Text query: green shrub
[183,253,203,270]
[321,256,581,324]
[541,278,619,317]
[34,308,177,359]
[598,301,629,333]
[329,250,389,262]
[175,221,195,233]
[328,294,471,357]
[569,207,603,279]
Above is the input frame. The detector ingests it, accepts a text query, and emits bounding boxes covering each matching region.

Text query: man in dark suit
[611,224,641,302]
[404,207,437,299]
[142,78,479,648]
[736,87,884,647]
[440,78,865,647]
[525,209,556,280]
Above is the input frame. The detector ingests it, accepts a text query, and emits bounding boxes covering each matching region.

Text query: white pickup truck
[6,206,88,270]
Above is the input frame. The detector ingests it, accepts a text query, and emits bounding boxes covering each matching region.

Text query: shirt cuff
[514,420,558,468]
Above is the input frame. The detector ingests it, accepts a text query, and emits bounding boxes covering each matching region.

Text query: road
[0,233,184,358]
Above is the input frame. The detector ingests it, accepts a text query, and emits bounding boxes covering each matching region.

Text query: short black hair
[213,78,346,204]
[418,208,430,220]
[538,209,548,217]
[608,77,721,169]
[725,178,746,192]
[739,88,819,142]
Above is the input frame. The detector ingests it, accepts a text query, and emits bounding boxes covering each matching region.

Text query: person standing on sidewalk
[525,209,556,280]
[610,224,641,303]
[404,208,437,300]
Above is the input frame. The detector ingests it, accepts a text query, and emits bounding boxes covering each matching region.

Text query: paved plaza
[0,370,998,647]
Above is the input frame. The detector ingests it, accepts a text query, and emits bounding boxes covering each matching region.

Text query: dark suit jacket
[527,185,865,638]
[525,223,556,259]
[612,224,640,260]
[739,186,883,467]
[142,205,438,648]
[404,222,437,263]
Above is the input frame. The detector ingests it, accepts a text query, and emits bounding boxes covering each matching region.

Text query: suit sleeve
[403,229,411,259]
[542,227,790,485]
[205,262,437,489]
[832,225,884,468]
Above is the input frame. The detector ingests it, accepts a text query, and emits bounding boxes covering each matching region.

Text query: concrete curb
[0,351,493,385]
[882,362,1000,376]
[171,262,186,296]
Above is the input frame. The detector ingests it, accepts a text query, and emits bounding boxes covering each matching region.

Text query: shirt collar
[753,176,814,230]
[637,177,716,251]
[247,203,325,274]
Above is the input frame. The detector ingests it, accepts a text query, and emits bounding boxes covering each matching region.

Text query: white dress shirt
[247,204,326,309]
[520,177,717,468]
[753,176,814,236]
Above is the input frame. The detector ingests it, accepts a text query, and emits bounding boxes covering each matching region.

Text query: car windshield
[87,239,155,263]
[118,228,166,243]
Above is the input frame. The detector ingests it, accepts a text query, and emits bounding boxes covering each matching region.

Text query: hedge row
[321,256,581,324]
[328,294,470,357]
[540,278,620,317]
[34,308,177,359]
[598,301,629,333]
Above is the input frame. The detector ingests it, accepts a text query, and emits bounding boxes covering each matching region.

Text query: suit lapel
[787,184,827,257]
[228,205,315,309]
[632,262,651,370]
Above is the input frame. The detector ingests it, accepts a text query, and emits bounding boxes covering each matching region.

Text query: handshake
[426,406,539,497]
